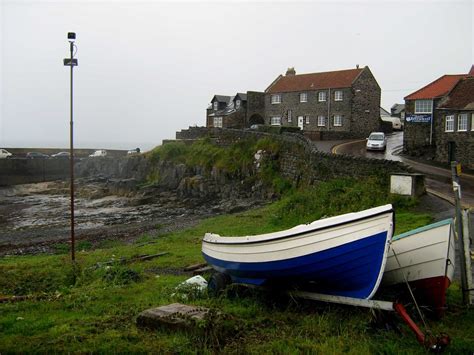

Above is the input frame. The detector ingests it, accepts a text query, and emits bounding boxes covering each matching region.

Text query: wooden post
[461,209,474,305]
[451,161,469,305]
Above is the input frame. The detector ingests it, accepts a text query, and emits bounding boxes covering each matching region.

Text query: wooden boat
[382,219,455,316]
[202,204,394,299]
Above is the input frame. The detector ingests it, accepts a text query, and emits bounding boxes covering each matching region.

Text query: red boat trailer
[289,291,450,352]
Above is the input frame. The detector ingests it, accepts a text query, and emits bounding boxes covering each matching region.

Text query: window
[271,116,281,126]
[213,117,223,128]
[317,115,326,127]
[415,100,432,114]
[305,115,310,124]
[335,90,343,101]
[458,113,468,131]
[271,94,281,104]
[318,91,326,102]
[287,110,292,123]
[445,115,454,132]
[213,101,218,110]
[471,114,474,131]
[333,115,342,127]
[235,100,241,109]
[300,92,308,103]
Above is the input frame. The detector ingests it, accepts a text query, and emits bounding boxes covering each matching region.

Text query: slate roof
[438,77,474,110]
[235,93,247,101]
[265,68,364,94]
[404,75,466,100]
[212,95,232,103]
[380,107,391,117]
[391,103,405,114]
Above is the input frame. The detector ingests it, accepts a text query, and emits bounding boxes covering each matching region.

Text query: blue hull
[203,231,388,299]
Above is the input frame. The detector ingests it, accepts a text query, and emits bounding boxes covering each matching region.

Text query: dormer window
[213,101,218,110]
[271,94,281,104]
[300,93,308,103]
[235,100,241,109]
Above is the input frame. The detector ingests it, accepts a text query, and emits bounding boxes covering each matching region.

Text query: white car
[89,149,107,157]
[0,149,13,159]
[366,132,387,151]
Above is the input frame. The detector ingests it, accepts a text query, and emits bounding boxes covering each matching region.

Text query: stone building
[403,66,473,158]
[206,66,381,139]
[264,66,381,139]
[435,76,474,168]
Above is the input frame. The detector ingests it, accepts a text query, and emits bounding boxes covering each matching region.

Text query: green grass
[1,178,472,353]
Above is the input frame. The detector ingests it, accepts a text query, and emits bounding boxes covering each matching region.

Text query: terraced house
[206,66,381,139]
[403,65,474,168]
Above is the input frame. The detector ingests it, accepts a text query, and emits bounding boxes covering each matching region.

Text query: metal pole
[451,161,468,304]
[69,41,75,262]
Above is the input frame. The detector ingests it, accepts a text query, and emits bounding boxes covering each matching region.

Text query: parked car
[26,152,49,159]
[127,148,140,155]
[381,116,403,130]
[51,151,70,158]
[89,149,107,158]
[366,132,387,151]
[0,149,12,159]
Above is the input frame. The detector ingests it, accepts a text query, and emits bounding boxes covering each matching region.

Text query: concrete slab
[136,303,210,330]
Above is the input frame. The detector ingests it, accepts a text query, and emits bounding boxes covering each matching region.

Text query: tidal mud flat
[0,178,246,256]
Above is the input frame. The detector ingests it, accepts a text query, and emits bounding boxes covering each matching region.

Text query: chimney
[286,67,296,76]
[356,64,359,69]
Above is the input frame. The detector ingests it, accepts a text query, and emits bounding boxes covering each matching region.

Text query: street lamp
[63,32,78,262]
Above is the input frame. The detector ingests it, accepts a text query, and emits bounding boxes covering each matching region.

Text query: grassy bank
[1,179,473,353]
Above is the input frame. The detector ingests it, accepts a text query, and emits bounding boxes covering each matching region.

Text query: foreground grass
[1,180,472,353]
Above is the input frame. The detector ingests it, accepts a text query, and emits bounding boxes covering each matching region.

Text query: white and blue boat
[202,204,394,299]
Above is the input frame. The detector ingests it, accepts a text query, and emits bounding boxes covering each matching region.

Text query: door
[448,141,456,162]
[298,116,304,130]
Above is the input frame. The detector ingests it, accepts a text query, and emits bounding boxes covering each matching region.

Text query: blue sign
[406,114,432,123]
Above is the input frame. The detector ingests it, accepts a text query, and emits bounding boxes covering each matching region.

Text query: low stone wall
[0,158,70,186]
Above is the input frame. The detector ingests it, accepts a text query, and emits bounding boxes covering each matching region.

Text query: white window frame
[213,101,218,110]
[318,91,327,102]
[458,113,468,131]
[287,110,292,123]
[271,116,281,126]
[305,115,310,124]
[317,115,326,127]
[213,116,223,128]
[300,92,308,103]
[334,90,343,101]
[333,115,342,127]
[471,113,474,131]
[414,100,433,114]
[445,115,454,132]
[271,94,281,104]
[235,100,241,109]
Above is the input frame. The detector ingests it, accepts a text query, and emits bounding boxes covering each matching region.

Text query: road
[332,131,474,208]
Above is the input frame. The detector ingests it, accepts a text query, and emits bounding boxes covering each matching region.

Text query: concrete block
[136,303,210,330]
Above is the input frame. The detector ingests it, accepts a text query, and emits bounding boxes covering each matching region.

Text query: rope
[392,247,429,330]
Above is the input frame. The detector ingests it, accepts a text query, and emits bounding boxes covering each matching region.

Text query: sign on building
[405,114,432,123]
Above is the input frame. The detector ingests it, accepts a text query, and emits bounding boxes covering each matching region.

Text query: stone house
[206,66,381,139]
[206,92,265,129]
[391,103,406,122]
[264,66,381,139]
[435,76,474,168]
[403,66,472,157]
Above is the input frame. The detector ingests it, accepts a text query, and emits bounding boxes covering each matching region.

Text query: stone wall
[434,110,474,169]
[0,158,70,186]
[350,67,381,137]
[246,91,265,126]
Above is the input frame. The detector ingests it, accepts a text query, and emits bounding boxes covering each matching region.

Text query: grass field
[1,179,473,353]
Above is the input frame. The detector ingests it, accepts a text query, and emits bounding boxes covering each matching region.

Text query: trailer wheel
[208,272,231,296]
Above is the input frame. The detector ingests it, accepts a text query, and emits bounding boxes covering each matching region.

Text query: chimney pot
[286,67,296,76]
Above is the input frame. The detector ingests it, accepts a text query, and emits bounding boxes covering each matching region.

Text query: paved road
[331,132,474,208]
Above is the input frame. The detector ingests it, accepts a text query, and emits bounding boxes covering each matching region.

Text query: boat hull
[382,219,455,317]
[202,205,394,299]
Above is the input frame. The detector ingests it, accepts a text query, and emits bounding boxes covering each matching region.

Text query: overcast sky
[1,0,473,150]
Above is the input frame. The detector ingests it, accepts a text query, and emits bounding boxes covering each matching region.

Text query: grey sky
[1,0,472,151]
